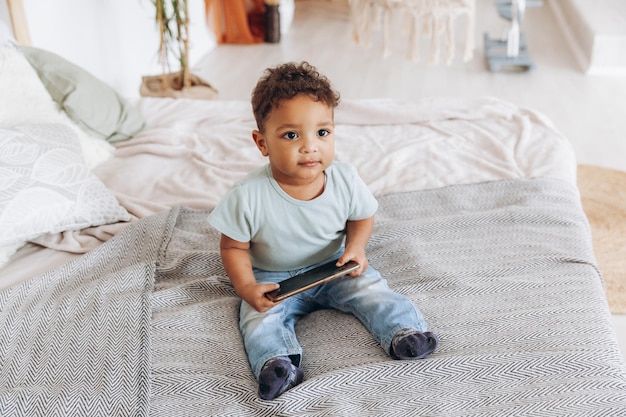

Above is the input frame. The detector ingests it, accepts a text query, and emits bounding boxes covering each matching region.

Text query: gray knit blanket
[2,178,626,416]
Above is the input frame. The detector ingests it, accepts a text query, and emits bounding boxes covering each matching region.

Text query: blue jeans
[239,254,429,378]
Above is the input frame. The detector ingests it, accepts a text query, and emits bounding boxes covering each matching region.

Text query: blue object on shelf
[484,0,542,72]
[484,32,535,71]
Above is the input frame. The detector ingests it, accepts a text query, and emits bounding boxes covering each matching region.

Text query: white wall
[548,0,626,75]
[1,0,217,97]
[1,0,298,96]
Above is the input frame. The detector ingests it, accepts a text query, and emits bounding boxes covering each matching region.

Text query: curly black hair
[251,62,341,132]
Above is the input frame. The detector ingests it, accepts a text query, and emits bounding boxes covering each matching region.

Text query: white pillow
[0,124,130,252]
[0,46,114,169]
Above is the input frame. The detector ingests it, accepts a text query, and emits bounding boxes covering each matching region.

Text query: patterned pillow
[0,124,130,250]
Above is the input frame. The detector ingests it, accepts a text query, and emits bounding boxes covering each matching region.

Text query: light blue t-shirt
[208,161,378,271]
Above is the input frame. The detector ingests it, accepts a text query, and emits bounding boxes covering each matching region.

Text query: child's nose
[300,135,318,152]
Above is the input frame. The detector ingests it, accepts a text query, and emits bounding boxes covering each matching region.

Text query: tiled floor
[194,0,626,361]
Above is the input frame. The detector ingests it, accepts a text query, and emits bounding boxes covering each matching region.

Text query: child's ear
[252,130,269,156]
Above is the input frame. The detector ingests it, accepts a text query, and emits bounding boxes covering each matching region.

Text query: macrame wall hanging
[349,0,476,64]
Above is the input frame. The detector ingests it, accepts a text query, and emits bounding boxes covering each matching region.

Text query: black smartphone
[266,260,360,302]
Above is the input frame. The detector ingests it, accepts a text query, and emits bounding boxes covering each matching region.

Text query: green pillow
[18,46,145,143]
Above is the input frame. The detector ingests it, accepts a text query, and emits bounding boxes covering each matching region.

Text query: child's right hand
[237,282,281,313]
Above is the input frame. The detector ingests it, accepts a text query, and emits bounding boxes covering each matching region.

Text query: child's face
[253,94,335,188]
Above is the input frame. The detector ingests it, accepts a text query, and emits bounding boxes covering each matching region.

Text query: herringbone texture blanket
[2,178,626,416]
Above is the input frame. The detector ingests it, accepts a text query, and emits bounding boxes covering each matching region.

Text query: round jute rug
[577,164,626,315]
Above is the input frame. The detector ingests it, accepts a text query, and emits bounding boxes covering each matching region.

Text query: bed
[1,44,626,416]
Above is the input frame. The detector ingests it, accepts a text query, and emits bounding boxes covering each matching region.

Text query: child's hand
[237,282,281,313]
[336,246,369,277]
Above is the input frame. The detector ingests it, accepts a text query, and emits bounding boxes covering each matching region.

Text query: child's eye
[283,131,298,140]
[318,129,330,137]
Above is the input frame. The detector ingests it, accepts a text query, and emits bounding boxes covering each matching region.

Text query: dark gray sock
[258,357,304,400]
[390,329,439,360]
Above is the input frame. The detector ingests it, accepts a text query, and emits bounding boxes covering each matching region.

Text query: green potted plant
[140,0,218,99]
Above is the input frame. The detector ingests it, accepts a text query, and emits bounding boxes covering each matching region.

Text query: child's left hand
[336,246,369,277]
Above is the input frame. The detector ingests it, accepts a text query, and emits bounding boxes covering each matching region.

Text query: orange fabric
[205,0,265,44]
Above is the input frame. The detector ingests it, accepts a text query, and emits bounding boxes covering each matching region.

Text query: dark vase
[264,5,281,43]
